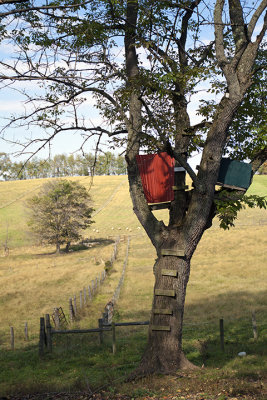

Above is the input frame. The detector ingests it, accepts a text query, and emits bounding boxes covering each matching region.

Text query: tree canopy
[0,0,266,376]
[27,179,94,253]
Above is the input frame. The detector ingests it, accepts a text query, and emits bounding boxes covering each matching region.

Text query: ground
[2,370,266,400]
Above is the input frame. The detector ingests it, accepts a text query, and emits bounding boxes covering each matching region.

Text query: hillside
[0,175,266,398]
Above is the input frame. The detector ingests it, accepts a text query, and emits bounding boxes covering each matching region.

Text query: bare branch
[247,0,267,40]
[255,8,267,43]
[0,71,120,108]
[214,0,229,67]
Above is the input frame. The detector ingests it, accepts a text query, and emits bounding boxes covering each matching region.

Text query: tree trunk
[132,252,196,377]
[65,242,70,252]
[56,242,60,253]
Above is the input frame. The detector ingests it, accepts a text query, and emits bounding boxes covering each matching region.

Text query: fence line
[8,309,265,351]
[51,236,121,329]
[6,236,266,352]
[6,236,123,349]
[102,236,131,325]
[38,236,131,354]
[39,312,266,356]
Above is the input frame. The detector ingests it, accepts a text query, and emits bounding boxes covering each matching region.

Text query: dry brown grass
[0,240,121,348]
[116,219,267,327]
[0,174,266,351]
[116,176,267,327]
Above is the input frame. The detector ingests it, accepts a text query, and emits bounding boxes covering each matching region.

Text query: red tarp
[136,152,175,204]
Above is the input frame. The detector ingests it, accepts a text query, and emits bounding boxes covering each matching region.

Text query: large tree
[0,0,266,375]
[27,179,94,253]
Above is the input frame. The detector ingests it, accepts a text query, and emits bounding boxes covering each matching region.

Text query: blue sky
[0,0,264,171]
[0,1,217,167]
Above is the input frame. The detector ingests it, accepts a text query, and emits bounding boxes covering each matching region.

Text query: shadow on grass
[0,332,144,396]
[117,288,267,370]
[1,290,266,396]
[181,289,267,372]
[33,237,115,256]
[69,238,115,253]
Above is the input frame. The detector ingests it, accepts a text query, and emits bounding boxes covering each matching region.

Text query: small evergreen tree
[27,179,94,253]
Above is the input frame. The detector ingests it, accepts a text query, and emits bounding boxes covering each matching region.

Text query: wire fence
[37,308,267,358]
[5,237,121,350]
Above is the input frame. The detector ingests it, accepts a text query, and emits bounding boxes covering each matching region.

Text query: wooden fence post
[103,308,108,324]
[112,322,116,355]
[69,298,74,323]
[83,287,87,306]
[24,322,29,341]
[39,317,45,356]
[54,308,60,330]
[98,318,103,345]
[73,295,77,315]
[10,327,14,350]
[88,285,92,301]
[220,318,224,352]
[107,304,112,324]
[80,290,83,309]
[45,314,52,353]
[252,311,258,340]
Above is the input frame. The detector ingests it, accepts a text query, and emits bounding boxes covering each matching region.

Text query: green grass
[248,174,267,196]
[1,322,266,397]
[0,175,266,398]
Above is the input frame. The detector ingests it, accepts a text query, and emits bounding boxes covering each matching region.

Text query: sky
[0,43,214,171]
[0,81,205,169]
[0,1,264,171]
[0,1,218,171]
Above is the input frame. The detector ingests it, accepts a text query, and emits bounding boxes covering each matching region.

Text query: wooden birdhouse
[217,158,252,191]
[136,152,175,208]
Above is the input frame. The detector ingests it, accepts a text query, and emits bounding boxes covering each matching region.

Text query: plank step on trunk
[161,269,178,277]
[151,325,171,331]
[161,249,185,257]
[153,308,173,315]
[155,289,175,297]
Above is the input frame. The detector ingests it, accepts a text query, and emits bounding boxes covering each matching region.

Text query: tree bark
[131,244,196,377]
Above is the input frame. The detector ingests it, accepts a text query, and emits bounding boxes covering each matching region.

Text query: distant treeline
[0,152,127,180]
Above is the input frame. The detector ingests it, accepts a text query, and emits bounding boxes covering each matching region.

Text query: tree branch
[250,146,267,174]
[184,121,212,134]
[0,0,93,18]
[255,9,267,43]
[247,0,267,40]
[228,0,248,52]
[180,0,201,50]
[0,0,27,4]
[214,0,229,66]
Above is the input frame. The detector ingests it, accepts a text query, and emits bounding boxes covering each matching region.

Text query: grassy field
[0,175,266,398]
